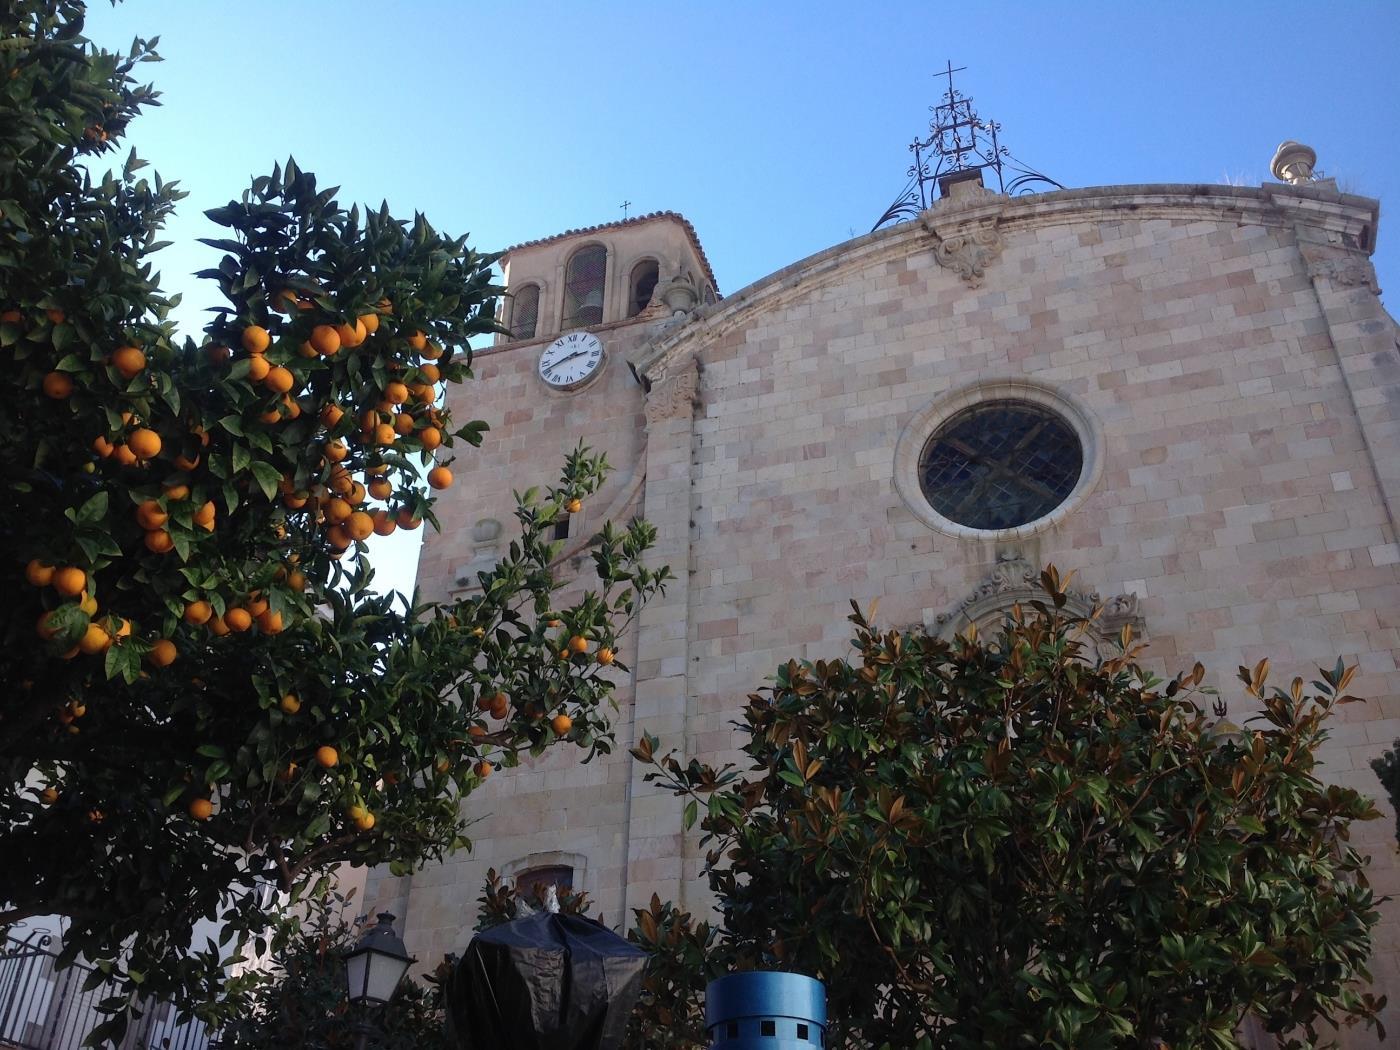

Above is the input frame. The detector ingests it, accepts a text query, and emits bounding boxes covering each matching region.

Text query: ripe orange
[183,600,212,625]
[128,428,161,460]
[468,725,487,740]
[241,325,271,354]
[46,308,65,325]
[245,593,269,617]
[298,340,318,359]
[324,440,348,463]
[324,497,352,523]
[427,466,453,490]
[315,745,338,769]
[393,412,414,436]
[373,422,396,446]
[257,609,284,634]
[283,490,308,510]
[148,639,177,667]
[207,614,230,636]
[112,346,146,379]
[384,381,409,405]
[206,343,231,364]
[264,365,294,394]
[42,371,73,399]
[419,426,442,450]
[78,592,98,616]
[568,634,589,654]
[418,363,441,383]
[189,797,213,820]
[310,324,341,356]
[551,713,573,736]
[490,694,509,720]
[371,509,396,536]
[288,569,306,591]
[0,309,20,323]
[396,508,422,530]
[144,529,174,554]
[53,566,86,597]
[346,511,374,541]
[358,312,380,335]
[565,497,582,514]
[25,559,54,586]
[321,403,344,428]
[597,646,615,666]
[410,383,436,405]
[280,693,301,715]
[474,760,493,779]
[368,477,392,501]
[354,811,375,831]
[224,607,253,632]
[92,435,114,458]
[272,289,298,313]
[136,500,168,530]
[325,524,353,549]
[112,443,138,467]
[407,330,427,351]
[78,623,112,655]
[337,319,368,348]
[193,501,216,531]
[174,451,200,471]
[40,786,59,805]
[246,355,271,382]
[163,482,190,500]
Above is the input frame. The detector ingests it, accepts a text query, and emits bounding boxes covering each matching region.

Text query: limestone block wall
[365,318,656,959]
[646,184,1399,1040]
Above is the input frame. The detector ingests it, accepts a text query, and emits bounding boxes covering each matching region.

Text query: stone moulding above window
[893,377,1104,541]
[920,549,1146,659]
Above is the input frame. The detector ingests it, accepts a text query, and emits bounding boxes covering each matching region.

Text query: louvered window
[562,246,606,328]
[511,284,539,341]
[628,260,659,317]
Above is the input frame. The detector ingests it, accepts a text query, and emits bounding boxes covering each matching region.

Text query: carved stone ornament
[644,365,698,427]
[922,549,1145,656]
[922,218,1004,288]
[1305,254,1380,295]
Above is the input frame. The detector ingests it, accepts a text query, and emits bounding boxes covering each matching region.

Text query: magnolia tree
[634,570,1386,1050]
[0,3,665,1041]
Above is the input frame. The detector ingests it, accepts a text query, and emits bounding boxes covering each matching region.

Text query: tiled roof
[501,210,720,296]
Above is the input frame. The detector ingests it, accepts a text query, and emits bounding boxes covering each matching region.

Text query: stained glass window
[918,401,1082,530]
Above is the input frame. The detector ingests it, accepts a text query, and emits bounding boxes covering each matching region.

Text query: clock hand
[551,348,593,368]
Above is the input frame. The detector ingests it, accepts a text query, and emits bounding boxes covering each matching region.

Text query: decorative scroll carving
[644,365,697,427]
[922,216,1004,288]
[923,549,1145,657]
[1305,255,1380,295]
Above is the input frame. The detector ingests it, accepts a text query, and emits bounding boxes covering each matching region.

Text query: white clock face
[539,331,605,390]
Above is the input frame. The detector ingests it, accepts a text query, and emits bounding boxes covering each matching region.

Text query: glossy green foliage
[636,570,1385,1049]
[0,4,668,1043]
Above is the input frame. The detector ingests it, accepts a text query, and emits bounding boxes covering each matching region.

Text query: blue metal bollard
[704,971,827,1048]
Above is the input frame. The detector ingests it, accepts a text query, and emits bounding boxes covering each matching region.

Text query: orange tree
[0,3,666,1040]
[634,572,1386,1050]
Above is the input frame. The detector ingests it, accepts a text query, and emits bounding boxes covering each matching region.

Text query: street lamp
[344,912,414,1048]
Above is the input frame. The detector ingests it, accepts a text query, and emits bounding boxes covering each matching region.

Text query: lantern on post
[344,912,415,1047]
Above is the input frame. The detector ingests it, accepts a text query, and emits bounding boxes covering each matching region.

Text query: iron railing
[0,931,211,1050]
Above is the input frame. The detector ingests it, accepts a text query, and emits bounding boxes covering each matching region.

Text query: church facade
[365,150,1400,1037]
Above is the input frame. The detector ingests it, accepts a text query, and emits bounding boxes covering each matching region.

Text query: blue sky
[82,0,1400,595]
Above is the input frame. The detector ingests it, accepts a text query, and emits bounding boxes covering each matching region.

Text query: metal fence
[0,931,211,1050]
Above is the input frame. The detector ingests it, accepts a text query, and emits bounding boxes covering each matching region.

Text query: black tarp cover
[445,913,649,1050]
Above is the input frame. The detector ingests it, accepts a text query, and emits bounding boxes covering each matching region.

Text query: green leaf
[249,461,282,501]
[75,491,109,525]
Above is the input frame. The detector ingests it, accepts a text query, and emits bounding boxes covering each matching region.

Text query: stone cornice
[632,182,1382,382]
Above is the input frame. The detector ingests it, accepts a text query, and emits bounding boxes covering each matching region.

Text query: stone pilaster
[622,361,698,918]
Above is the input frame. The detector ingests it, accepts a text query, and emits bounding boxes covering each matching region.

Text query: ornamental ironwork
[918,400,1082,531]
[874,62,1063,231]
